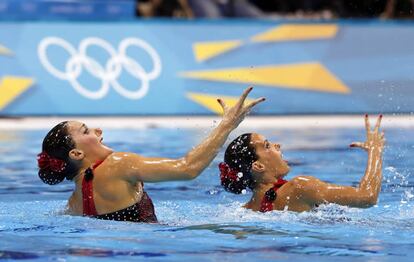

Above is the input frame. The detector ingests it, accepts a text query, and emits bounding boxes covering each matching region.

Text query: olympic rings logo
[38,37,162,100]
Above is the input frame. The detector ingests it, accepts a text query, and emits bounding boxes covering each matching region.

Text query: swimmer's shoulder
[100,152,145,182]
[104,152,143,165]
[282,176,320,191]
[100,152,138,171]
[274,177,315,212]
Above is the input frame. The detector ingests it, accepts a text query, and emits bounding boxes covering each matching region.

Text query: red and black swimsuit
[82,161,158,223]
[260,179,288,212]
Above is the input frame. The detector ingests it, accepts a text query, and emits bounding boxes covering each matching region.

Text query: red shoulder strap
[259,179,288,213]
[92,160,103,170]
[82,173,97,216]
[82,161,103,216]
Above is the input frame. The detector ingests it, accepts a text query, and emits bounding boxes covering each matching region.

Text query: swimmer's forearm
[358,146,383,202]
[180,87,264,179]
[127,87,263,182]
[182,121,233,179]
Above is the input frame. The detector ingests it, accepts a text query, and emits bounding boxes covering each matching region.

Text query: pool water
[0,126,413,261]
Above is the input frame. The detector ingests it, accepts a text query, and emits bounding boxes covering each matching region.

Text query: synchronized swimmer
[37,87,384,222]
[37,87,264,222]
[219,115,384,212]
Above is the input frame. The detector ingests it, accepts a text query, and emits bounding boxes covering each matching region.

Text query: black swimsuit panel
[93,192,158,223]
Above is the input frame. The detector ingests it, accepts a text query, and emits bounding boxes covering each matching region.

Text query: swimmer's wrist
[219,118,235,130]
[368,145,383,153]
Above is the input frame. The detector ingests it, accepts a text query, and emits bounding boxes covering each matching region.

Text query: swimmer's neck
[72,166,89,185]
[245,182,275,211]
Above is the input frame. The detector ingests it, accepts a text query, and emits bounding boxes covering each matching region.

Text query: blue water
[0,126,413,261]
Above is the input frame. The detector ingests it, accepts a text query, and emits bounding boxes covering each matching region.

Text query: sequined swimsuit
[82,161,158,223]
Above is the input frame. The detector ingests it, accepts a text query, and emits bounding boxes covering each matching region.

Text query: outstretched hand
[350,114,385,151]
[217,87,265,129]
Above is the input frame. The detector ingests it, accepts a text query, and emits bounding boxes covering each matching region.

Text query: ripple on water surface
[0,127,413,261]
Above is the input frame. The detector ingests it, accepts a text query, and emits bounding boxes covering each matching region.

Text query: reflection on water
[0,250,39,260]
[168,224,340,241]
[0,248,166,259]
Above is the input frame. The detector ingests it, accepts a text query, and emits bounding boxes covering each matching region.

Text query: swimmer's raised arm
[117,87,265,183]
[290,115,385,208]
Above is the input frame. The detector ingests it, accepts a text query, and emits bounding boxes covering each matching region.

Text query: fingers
[217,98,226,111]
[365,114,370,135]
[374,114,383,132]
[245,97,266,111]
[237,86,253,108]
[350,142,364,148]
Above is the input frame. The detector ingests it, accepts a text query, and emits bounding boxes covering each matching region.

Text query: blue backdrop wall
[0,20,413,115]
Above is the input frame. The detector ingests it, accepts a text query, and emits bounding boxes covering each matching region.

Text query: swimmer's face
[67,121,113,164]
[250,133,290,184]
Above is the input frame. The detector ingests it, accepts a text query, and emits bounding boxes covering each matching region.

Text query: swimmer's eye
[265,142,270,149]
[84,127,89,134]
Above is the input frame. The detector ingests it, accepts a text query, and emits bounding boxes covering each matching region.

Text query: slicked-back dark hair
[222,133,257,194]
[38,121,81,185]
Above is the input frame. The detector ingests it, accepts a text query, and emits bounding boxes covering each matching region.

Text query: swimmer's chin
[101,143,114,153]
[277,169,290,179]
[102,147,115,158]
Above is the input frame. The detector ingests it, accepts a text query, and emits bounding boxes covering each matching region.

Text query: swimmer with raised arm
[37,87,264,222]
[219,115,384,212]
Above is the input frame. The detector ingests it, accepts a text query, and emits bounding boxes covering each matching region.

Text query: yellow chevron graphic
[193,40,243,62]
[0,44,13,56]
[0,76,35,110]
[187,92,256,115]
[181,63,350,93]
[251,24,338,43]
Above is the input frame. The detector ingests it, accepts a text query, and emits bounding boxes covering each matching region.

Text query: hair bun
[37,152,67,173]
[37,152,68,185]
[219,162,239,182]
[38,169,66,185]
[219,162,249,194]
